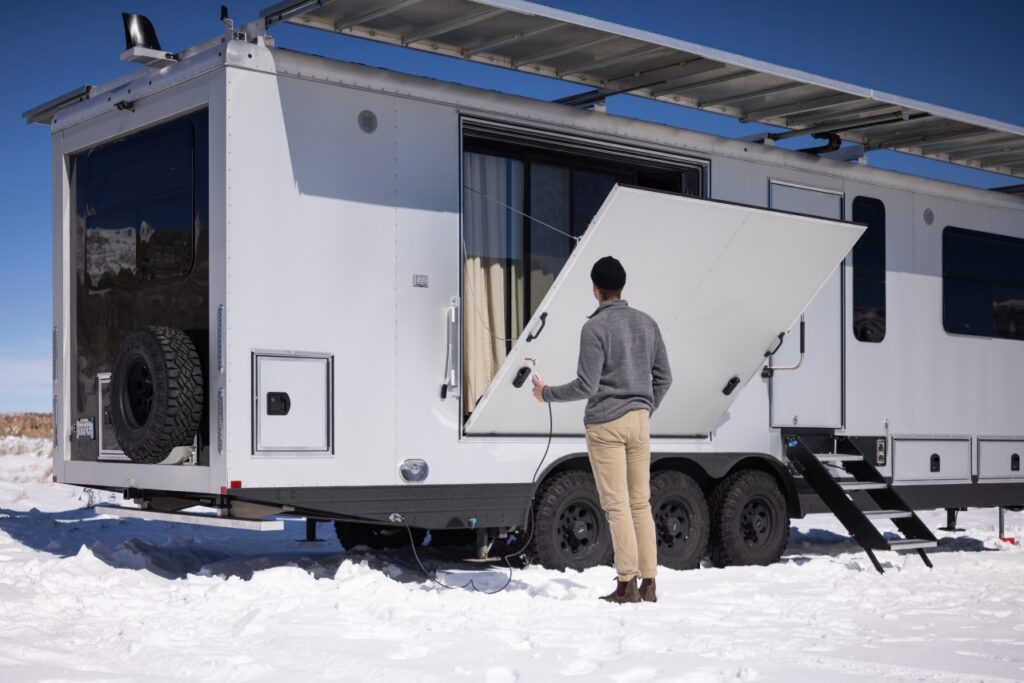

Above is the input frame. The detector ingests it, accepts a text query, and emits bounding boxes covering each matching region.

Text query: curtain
[462,152,524,413]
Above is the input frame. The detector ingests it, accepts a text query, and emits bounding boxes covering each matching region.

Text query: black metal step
[864,509,914,520]
[887,539,938,551]
[815,453,863,462]
[840,482,887,491]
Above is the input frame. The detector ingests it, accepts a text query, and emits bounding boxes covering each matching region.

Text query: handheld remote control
[512,365,532,388]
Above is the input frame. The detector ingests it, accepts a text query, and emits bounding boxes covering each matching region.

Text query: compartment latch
[267,392,291,416]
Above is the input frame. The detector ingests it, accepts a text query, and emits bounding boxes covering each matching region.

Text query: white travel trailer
[27,1,1024,573]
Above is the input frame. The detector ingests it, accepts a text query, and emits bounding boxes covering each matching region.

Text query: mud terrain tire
[708,470,789,567]
[651,470,710,570]
[111,326,203,464]
[530,470,613,571]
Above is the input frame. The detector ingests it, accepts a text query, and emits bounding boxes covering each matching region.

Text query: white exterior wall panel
[393,98,462,482]
[840,181,915,455]
[223,66,400,488]
[208,69,229,491]
[910,194,991,437]
[52,130,68,483]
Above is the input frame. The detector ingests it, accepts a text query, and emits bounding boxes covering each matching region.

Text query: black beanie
[591,256,626,291]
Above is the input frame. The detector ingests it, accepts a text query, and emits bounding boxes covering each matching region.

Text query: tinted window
[943,226,1024,340]
[851,197,886,342]
[75,116,198,290]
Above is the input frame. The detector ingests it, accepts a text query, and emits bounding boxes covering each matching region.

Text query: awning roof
[261,0,1024,179]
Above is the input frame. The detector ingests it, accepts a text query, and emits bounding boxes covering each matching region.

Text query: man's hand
[531,375,547,403]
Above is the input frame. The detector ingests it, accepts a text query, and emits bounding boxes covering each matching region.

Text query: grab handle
[440,297,460,399]
[760,316,806,379]
[764,332,785,358]
[526,312,548,343]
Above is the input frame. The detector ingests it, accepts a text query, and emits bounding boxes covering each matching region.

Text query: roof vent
[120,13,178,68]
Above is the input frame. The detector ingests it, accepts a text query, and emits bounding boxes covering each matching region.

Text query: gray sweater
[542,299,672,425]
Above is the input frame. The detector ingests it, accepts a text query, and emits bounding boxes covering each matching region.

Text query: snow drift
[1,437,1022,682]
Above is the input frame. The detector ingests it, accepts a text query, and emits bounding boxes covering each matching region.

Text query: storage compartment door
[892,438,971,484]
[978,439,1024,481]
[254,354,333,453]
[463,186,865,436]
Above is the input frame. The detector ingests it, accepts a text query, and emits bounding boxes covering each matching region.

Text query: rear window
[74,112,204,290]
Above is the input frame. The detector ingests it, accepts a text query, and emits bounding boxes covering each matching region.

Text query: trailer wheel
[530,470,613,571]
[334,521,426,551]
[708,470,789,567]
[110,326,203,464]
[651,470,709,570]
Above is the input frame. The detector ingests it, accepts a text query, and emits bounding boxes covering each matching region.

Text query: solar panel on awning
[261,0,1024,179]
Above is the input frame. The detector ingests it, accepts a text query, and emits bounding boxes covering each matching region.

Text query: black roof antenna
[121,13,161,51]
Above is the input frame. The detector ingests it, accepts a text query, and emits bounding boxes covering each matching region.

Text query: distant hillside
[0,413,52,439]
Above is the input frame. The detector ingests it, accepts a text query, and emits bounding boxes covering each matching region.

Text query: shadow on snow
[0,506,524,590]
[0,506,1000,583]
[780,525,997,571]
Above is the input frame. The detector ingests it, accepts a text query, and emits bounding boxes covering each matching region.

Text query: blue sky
[1,0,1022,412]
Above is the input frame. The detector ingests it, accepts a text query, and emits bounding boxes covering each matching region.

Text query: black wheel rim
[655,497,692,552]
[123,357,154,429]
[556,498,602,560]
[740,495,774,548]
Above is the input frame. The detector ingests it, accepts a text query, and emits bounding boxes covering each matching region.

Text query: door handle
[267,392,291,416]
[761,316,806,378]
[526,312,548,342]
[441,297,460,399]
[763,332,785,358]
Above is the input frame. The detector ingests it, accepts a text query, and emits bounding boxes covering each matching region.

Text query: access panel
[463,186,865,436]
[253,353,333,453]
[892,438,971,484]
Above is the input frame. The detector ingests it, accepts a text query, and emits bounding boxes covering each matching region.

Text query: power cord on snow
[404,524,515,593]
[403,402,553,593]
[532,402,554,484]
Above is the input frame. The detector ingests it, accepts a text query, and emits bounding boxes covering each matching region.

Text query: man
[532,256,672,604]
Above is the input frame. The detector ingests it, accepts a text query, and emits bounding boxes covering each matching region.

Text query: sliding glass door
[461,125,705,414]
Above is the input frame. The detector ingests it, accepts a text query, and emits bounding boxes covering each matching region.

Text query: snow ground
[1,437,1023,683]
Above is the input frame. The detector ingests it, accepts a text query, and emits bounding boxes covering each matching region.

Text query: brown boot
[639,578,657,603]
[600,578,640,604]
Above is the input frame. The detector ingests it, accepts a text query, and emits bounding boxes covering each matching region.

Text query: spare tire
[111,326,203,464]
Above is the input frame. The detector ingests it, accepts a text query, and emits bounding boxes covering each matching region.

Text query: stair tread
[864,509,914,520]
[787,436,934,571]
[840,482,888,490]
[815,453,863,462]
[887,539,937,550]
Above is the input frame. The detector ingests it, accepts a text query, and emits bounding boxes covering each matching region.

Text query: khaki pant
[585,408,657,582]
